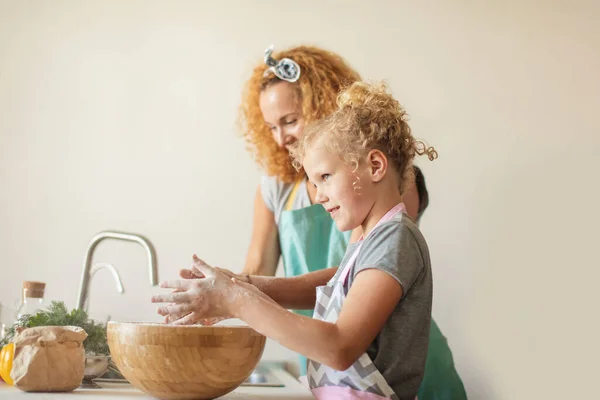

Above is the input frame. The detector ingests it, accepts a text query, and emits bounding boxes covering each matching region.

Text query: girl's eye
[322,174,331,182]
[285,119,297,125]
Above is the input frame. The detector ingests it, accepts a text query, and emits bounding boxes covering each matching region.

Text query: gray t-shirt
[334,213,432,400]
[260,176,311,224]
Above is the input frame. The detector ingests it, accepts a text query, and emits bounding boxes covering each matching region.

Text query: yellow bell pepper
[0,343,14,385]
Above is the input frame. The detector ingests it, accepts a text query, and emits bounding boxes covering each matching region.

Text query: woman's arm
[242,185,281,276]
[187,257,337,310]
[248,267,337,309]
[240,183,351,308]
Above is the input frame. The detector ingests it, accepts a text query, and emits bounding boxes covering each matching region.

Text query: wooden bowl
[107,322,266,399]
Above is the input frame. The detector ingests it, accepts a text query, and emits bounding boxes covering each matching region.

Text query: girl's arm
[234,267,402,370]
[155,257,402,370]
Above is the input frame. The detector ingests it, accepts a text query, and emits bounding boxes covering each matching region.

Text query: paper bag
[11,326,88,392]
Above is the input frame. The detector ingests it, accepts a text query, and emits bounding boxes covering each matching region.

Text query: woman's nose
[277,133,294,150]
[273,129,286,149]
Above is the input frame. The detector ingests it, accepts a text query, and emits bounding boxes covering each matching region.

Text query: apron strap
[285,180,303,211]
[339,202,407,284]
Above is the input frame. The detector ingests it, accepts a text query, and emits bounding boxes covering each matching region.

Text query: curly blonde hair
[239,46,361,183]
[290,81,438,194]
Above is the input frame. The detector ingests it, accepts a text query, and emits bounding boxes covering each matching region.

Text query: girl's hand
[166,262,252,325]
[151,255,244,325]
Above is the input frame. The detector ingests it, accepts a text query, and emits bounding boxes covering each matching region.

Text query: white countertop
[0,368,313,399]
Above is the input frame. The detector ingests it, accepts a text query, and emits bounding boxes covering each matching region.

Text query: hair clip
[263,45,301,83]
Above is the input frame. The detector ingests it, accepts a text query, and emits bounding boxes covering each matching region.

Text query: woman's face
[259,81,305,152]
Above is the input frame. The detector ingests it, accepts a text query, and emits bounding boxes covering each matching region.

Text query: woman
[238,45,466,399]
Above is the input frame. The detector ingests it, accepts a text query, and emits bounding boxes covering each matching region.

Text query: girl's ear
[367,149,388,183]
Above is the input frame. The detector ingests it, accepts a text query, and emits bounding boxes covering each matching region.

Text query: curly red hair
[239,45,361,182]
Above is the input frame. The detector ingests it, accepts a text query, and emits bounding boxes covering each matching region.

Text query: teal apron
[278,180,351,375]
[418,319,467,399]
[278,181,467,399]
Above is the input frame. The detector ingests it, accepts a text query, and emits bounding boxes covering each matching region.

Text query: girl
[153,81,437,399]
[238,46,466,400]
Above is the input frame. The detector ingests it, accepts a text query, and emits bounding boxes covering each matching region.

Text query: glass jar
[16,281,46,320]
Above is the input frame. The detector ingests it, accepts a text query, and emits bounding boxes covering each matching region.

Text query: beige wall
[1,1,598,398]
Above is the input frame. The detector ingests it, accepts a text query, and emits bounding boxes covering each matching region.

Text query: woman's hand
[151,255,245,325]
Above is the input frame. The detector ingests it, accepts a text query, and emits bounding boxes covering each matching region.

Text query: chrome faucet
[82,263,125,313]
[76,231,158,310]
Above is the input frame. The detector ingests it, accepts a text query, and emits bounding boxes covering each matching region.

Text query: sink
[93,362,285,389]
[240,364,284,387]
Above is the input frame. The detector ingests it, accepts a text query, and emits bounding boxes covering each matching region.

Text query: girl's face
[260,81,305,152]
[302,137,374,233]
